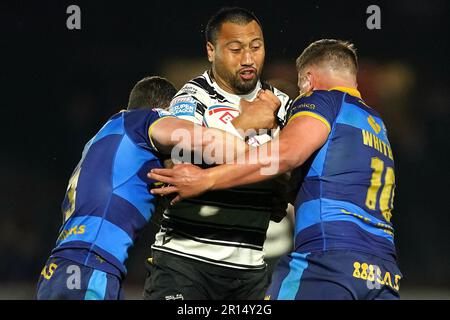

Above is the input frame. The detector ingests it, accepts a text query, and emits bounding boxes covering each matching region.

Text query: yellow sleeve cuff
[287,111,331,132]
[148,116,172,151]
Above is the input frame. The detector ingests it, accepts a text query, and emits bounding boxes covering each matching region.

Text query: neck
[314,68,357,91]
[317,78,357,91]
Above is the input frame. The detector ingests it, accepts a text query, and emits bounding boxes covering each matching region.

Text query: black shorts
[143,251,269,300]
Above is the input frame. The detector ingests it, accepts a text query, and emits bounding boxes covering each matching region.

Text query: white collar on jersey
[203,70,262,106]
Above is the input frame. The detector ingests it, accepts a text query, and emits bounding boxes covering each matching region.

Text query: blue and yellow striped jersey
[287,87,397,262]
[51,108,171,278]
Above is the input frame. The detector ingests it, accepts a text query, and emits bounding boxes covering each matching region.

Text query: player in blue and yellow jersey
[149,40,403,300]
[36,76,254,300]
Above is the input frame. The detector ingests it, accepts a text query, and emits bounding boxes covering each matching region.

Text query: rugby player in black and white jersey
[143,7,292,300]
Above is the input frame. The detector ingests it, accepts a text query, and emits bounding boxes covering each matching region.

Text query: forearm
[205,139,299,190]
[193,127,249,164]
[148,114,330,204]
[202,117,325,190]
[206,163,271,190]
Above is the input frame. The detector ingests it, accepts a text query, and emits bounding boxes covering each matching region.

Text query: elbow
[276,143,305,173]
[277,155,298,173]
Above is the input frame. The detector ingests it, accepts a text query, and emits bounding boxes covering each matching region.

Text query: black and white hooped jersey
[152,71,292,270]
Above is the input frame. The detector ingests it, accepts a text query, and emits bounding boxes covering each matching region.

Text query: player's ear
[206,42,215,62]
[304,72,314,92]
[298,72,313,95]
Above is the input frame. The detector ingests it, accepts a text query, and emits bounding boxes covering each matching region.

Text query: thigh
[266,252,319,300]
[37,257,122,300]
[227,269,269,300]
[301,251,402,300]
[243,274,270,300]
[348,252,402,300]
[266,251,402,300]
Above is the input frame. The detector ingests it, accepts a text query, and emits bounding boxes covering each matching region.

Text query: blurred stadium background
[0,0,449,299]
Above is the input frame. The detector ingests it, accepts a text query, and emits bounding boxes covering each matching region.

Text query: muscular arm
[208,115,329,188]
[151,90,281,163]
[148,115,330,202]
[149,117,248,164]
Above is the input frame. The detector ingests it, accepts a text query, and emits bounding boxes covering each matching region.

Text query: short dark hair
[127,76,177,110]
[296,39,358,75]
[205,7,262,45]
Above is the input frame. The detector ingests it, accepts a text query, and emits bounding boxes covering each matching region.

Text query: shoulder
[172,72,222,105]
[287,90,344,129]
[123,108,172,138]
[168,73,214,117]
[290,90,343,115]
[123,108,161,122]
[293,89,343,106]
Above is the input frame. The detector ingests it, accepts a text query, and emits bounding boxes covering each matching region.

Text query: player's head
[295,39,358,95]
[205,7,265,95]
[127,76,177,110]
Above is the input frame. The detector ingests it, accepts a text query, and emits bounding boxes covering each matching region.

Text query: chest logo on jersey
[205,105,240,125]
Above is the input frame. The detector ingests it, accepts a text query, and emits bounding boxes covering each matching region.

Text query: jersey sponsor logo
[169,97,197,117]
[171,96,196,105]
[352,261,401,291]
[41,262,58,280]
[341,209,393,235]
[165,293,184,300]
[205,105,239,125]
[287,102,315,120]
[207,105,237,116]
[367,115,381,134]
[181,85,198,96]
[219,111,235,124]
[57,225,86,242]
[298,103,316,110]
[203,105,240,128]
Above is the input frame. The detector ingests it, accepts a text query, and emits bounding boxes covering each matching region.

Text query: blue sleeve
[286,90,342,131]
[123,108,174,152]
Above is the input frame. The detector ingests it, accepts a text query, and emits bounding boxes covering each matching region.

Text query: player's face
[208,21,265,95]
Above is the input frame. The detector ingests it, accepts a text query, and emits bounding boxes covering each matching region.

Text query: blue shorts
[266,250,402,300]
[36,257,124,300]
